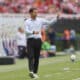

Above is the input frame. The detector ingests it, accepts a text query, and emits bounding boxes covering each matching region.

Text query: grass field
[0,52,80,80]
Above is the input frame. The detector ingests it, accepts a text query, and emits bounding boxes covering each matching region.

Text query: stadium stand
[0,0,80,14]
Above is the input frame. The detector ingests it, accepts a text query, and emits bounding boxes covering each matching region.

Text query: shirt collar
[30,17,37,21]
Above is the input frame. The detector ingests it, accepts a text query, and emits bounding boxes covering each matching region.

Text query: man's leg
[18,46,24,58]
[33,39,42,74]
[27,38,34,72]
[20,46,26,58]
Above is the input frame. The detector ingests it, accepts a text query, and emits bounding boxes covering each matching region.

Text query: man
[63,29,70,51]
[47,27,56,45]
[16,27,27,59]
[25,7,60,79]
[70,29,76,47]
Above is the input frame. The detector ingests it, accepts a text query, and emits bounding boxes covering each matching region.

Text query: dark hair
[29,8,37,13]
[18,27,22,30]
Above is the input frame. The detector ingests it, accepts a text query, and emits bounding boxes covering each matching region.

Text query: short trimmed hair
[29,7,37,13]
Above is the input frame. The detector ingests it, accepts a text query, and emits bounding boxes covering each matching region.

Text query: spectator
[41,28,47,42]
[48,44,56,57]
[16,27,27,59]
[70,29,76,46]
[68,44,75,54]
[41,39,50,58]
[62,29,70,51]
[47,27,56,45]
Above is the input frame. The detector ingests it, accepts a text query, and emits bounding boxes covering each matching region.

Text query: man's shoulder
[37,17,44,20]
[25,17,45,22]
[36,17,46,23]
[25,18,31,22]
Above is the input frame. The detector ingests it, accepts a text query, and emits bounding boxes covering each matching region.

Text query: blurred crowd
[0,0,80,14]
[1,26,76,58]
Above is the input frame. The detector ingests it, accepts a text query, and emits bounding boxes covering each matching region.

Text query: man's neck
[31,16,36,20]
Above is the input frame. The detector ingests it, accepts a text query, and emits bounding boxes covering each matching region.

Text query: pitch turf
[0,52,80,80]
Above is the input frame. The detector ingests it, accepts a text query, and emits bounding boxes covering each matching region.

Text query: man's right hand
[33,31,39,34]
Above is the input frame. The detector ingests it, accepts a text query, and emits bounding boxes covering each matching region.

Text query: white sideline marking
[44,74,52,78]
[0,59,65,73]
[0,67,24,72]
[55,72,61,75]
[63,67,80,72]
[73,78,80,80]
[44,72,61,78]
[64,67,70,71]
[0,58,80,73]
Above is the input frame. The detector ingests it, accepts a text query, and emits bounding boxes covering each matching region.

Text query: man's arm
[25,20,39,35]
[25,20,34,35]
[41,13,60,25]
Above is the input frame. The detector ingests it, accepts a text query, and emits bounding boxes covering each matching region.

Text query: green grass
[0,52,80,80]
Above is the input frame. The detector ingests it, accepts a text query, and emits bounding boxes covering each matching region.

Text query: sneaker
[29,72,34,78]
[33,74,39,79]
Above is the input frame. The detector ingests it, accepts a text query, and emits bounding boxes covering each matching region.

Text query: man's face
[19,28,24,33]
[30,9,38,18]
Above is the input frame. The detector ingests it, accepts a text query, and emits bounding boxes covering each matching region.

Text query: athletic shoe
[29,72,34,78]
[33,74,39,79]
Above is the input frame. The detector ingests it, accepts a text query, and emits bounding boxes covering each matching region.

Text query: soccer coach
[25,7,60,79]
